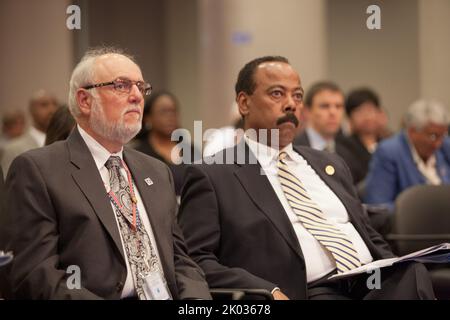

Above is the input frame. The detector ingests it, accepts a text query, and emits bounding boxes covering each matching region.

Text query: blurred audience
[365,99,450,211]
[1,90,58,174]
[135,90,200,195]
[293,81,365,184]
[45,105,76,145]
[343,88,391,185]
[0,109,26,160]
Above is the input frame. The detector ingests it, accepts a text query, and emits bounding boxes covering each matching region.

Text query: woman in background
[135,91,200,195]
[45,105,75,145]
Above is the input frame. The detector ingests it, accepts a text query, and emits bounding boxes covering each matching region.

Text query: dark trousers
[308,262,435,300]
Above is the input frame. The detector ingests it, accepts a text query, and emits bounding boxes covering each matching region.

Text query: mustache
[276,112,299,127]
[123,105,142,116]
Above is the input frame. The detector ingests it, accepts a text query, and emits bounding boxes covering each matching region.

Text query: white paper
[328,243,450,280]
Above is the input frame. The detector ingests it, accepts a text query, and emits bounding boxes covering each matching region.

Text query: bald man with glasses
[0,47,210,300]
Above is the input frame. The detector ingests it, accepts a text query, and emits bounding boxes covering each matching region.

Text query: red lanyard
[108,159,138,230]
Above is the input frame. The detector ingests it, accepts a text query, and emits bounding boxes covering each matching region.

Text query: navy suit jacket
[364,131,450,210]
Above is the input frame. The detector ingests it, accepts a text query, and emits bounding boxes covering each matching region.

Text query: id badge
[143,272,172,300]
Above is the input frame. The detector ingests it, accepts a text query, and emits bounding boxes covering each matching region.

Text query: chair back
[393,185,450,255]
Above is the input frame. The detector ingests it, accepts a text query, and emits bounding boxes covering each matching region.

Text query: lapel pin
[325,165,335,176]
[145,178,153,186]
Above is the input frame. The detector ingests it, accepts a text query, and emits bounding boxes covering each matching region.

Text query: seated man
[178,56,435,300]
[365,99,450,211]
[0,47,210,300]
[343,88,390,183]
[293,82,366,185]
[1,90,58,174]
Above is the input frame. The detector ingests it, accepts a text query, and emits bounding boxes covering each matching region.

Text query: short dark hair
[345,88,380,116]
[304,81,342,108]
[143,90,178,118]
[135,90,179,141]
[45,106,75,145]
[235,56,289,96]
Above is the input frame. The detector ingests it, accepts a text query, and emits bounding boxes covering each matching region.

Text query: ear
[237,92,250,118]
[76,89,93,116]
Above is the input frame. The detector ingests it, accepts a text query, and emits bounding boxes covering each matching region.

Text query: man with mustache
[0,47,211,300]
[178,56,435,300]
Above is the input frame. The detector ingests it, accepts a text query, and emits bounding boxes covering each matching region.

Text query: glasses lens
[143,84,152,96]
[114,79,131,93]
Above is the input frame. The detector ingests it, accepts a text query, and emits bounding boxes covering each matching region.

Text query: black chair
[386,185,450,299]
[388,185,450,254]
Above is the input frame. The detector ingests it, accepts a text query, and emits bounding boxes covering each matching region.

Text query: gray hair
[68,47,137,118]
[404,99,449,130]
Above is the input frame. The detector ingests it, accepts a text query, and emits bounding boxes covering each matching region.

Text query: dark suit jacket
[294,132,367,184]
[364,132,450,210]
[0,128,210,300]
[135,137,201,196]
[178,142,394,300]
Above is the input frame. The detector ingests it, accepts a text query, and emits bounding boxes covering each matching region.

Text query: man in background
[365,99,450,210]
[1,90,58,174]
[293,82,365,184]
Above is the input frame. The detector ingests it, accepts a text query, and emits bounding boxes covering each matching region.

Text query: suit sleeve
[364,146,397,211]
[178,165,277,292]
[1,154,102,299]
[165,165,212,300]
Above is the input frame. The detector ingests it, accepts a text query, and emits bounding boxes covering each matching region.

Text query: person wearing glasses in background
[0,47,211,300]
[365,99,450,211]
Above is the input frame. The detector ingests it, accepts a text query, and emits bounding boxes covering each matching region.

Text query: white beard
[89,97,142,145]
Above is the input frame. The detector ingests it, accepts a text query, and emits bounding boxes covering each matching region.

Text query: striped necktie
[277,151,361,273]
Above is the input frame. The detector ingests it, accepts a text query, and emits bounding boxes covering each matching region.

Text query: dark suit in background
[294,131,366,185]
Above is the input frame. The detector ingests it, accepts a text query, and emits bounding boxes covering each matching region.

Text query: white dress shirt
[78,125,163,298]
[407,136,441,185]
[245,135,373,282]
[29,126,46,147]
[305,126,335,152]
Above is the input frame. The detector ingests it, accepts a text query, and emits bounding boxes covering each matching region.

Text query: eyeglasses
[426,132,448,142]
[83,78,152,96]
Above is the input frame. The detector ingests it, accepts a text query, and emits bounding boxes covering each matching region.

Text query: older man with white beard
[0,48,211,300]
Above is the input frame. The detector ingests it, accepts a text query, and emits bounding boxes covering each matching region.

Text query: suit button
[116,281,124,292]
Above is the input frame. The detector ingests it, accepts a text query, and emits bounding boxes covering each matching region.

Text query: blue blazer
[364,131,450,210]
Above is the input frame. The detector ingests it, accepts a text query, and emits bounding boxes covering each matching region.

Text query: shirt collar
[77,124,123,170]
[29,126,46,147]
[406,132,436,167]
[306,126,331,151]
[244,133,299,166]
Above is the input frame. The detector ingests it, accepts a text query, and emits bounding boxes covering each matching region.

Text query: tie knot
[105,156,122,170]
[278,151,288,162]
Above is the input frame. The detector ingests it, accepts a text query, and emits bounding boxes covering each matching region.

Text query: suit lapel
[233,143,304,260]
[293,146,367,231]
[68,128,125,261]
